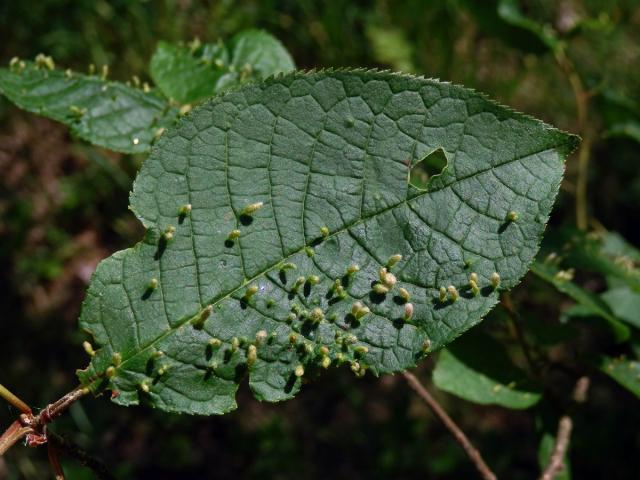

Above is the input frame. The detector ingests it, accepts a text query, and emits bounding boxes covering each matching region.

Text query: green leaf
[597,355,640,398]
[366,25,416,73]
[562,231,640,292]
[433,330,542,409]
[496,0,559,51]
[458,0,553,54]
[601,287,640,329]
[77,70,576,415]
[530,261,630,342]
[149,41,229,105]
[150,30,295,105]
[0,61,177,153]
[228,29,295,77]
[605,122,640,144]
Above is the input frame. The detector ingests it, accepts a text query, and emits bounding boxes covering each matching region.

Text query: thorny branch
[402,371,498,480]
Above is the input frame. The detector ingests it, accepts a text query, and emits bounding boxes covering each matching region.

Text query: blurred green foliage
[1,1,640,479]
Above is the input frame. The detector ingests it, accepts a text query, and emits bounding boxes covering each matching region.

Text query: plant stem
[501,294,539,378]
[575,132,592,231]
[538,376,589,480]
[0,385,89,456]
[48,431,116,480]
[48,442,65,480]
[554,46,590,230]
[0,421,32,456]
[402,371,497,480]
[539,417,573,480]
[0,384,32,415]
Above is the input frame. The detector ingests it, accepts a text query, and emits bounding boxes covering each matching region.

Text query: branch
[538,376,589,480]
[501,293,539,378]
[0,385,89,456]
[539,417,573,480]
[48,442,65,480]
[402,371,497,480]
[0,421,32,456]
[554,46,591,231]
[0,384,32,415]
[48,431,116,480]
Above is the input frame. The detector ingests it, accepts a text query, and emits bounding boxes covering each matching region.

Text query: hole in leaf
[409,148,448,190]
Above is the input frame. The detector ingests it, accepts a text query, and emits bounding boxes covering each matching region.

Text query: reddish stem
[48,442,65,480]
[0,420,33,456]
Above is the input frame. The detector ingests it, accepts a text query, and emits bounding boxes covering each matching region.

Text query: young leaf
[562,231,640,291]
[530,261,630,342]
[0,61,178,153]
[149,41,229,105]
[228,29,295,79]
[601,287,640,329]
[433,330,542,409]
[150,30,295,105]
[77,70,576,415]
[458,0,552,54]
[596,355,640,399]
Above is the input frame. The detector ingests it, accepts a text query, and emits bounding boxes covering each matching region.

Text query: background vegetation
[1,1,639,478]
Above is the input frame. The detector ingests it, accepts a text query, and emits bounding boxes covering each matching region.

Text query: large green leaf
[150,30,295,105]
[77,70,577,414]
[0,61,178,153]
[433,330,542,409]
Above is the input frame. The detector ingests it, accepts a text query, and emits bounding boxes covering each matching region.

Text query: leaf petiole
[0,383,32,414]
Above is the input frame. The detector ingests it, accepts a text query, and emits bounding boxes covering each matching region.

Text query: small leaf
[605,122,640,143]
[496,0,559,50]
[150,30,295,105]
[366,25,416,73]
[562,231,640,291]
[150,41,229,105]
[77,70,576,414]
[0,61,178,153]
[459,0,553,53]
[531,261,630,342]
[228,29,295,79]
[596,355,640,399]
[433,330,542,409]
[601,287,640,329]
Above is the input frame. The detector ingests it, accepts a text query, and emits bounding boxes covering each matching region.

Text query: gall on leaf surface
[77,70,578,415]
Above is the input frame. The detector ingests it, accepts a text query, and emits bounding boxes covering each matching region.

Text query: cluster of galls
[438,271,500,303]
[115,201,511,393]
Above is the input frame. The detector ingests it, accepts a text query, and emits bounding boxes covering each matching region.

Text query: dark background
[1,1,639,478]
